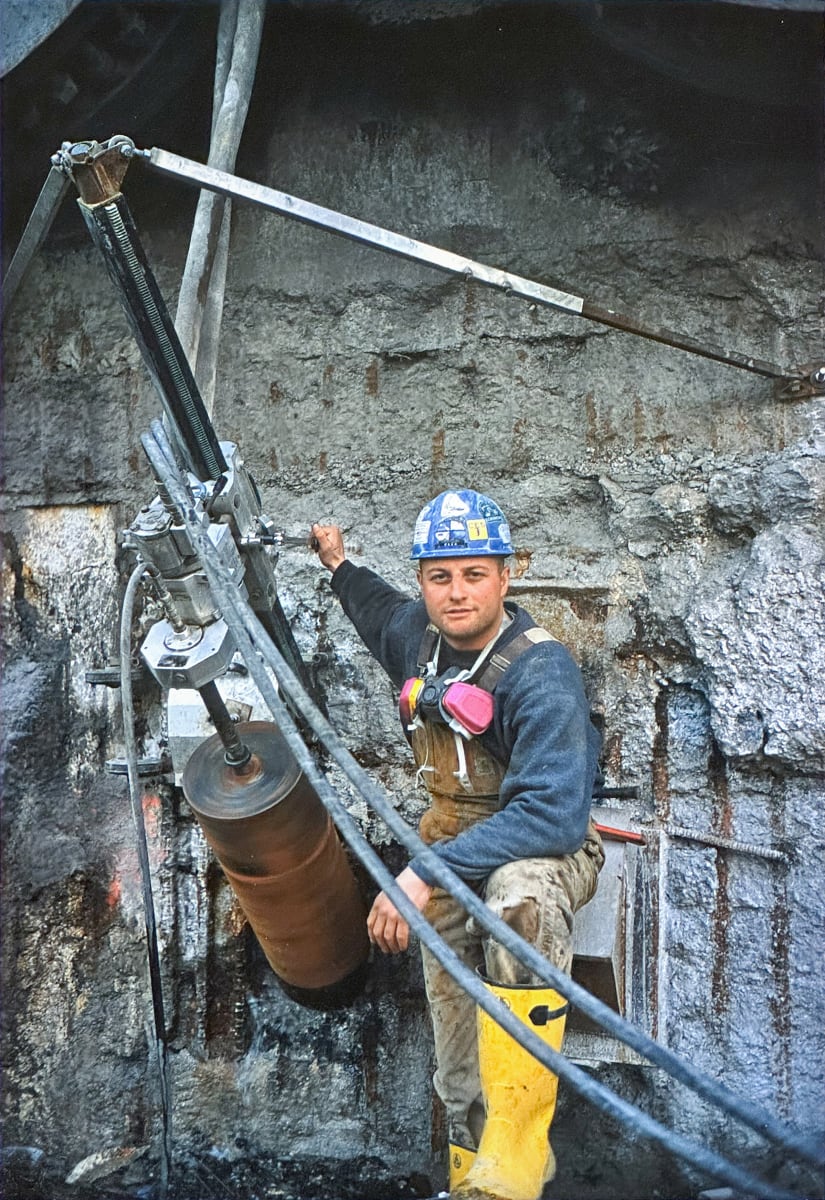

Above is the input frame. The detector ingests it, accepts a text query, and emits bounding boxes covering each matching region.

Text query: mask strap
[461,613,514,683]
[452,731,474,793]
[424,634,442,679]
[414,720,435,788]
[429,613,513,683]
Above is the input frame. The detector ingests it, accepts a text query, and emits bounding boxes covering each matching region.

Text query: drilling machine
[53,136,369,1007]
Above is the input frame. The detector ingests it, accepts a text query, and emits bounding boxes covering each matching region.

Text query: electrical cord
[141,421,823,1196]
[120,561,172,1199]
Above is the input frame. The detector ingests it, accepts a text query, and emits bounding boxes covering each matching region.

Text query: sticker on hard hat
[467,519,488,540]
[434,521,469,547]
[413,517,431,543]
[440,492,471,518]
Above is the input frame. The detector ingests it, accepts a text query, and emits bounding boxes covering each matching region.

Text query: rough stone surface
[1,4,823,1200]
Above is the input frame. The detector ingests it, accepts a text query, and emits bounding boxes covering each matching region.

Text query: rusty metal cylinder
[182,720,369,1006]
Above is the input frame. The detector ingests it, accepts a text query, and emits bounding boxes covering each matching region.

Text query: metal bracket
[50,135,136,205]
[774,363,825,402]
[85,664,145,689]
[105,756,167,778]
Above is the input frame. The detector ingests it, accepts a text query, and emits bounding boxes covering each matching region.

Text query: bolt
[812,366,825,386]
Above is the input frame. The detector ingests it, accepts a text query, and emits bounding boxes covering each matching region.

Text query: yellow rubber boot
[449,1143,477,1189]
[452,982,568,1200]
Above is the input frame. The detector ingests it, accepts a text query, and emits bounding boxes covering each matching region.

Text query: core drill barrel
[182,720,369,1006]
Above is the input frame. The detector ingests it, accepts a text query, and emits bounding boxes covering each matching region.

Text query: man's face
[417,556,510,651]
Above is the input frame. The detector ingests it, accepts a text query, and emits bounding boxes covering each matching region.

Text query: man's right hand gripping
[311,523,347,573]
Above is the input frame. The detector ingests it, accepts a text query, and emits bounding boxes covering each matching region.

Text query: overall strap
[474,626,557,693]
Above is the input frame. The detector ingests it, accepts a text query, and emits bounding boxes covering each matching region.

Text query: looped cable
[141,429,823,1199]
[119,562,172,1199]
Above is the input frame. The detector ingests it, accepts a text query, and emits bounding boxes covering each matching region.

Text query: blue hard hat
[410,489,514,560]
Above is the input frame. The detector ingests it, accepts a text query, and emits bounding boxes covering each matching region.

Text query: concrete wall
[2,4,823,1198]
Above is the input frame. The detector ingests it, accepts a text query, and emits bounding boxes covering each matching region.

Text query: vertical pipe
[198,680,251,769]
[175,0,267,415]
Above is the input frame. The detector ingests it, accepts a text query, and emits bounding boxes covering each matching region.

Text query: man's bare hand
[311,523,346,572]
[367,866,433,955]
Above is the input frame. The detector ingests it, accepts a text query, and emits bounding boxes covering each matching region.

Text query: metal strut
[81,194,227,481]
[2,165,70,314]
[135,142,824,400]
[6,135,823,396]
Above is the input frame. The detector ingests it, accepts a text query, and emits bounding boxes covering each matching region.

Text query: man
[312,489,604,1200]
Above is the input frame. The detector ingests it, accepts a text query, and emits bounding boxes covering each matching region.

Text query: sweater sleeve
[329,560,423,687]
[408,641,599,884]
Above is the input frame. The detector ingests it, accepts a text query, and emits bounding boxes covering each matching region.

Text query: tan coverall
[412,715,605,1150]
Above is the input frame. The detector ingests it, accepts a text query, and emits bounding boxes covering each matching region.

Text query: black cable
[120,563,172,1197]
[250,681,804,1200]
[144,427,823,1195]
[184,544,807,1200]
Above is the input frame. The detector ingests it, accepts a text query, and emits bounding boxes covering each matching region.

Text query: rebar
[666,824,787,863]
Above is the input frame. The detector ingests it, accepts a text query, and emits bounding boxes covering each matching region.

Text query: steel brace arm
[7,134,824,398]
[134,139,822,400]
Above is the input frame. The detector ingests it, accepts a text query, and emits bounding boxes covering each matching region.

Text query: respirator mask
[399,669,494,738]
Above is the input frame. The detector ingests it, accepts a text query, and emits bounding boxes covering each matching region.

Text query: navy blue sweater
[331,560,600,886]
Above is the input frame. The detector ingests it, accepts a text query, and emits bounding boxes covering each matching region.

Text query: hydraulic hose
[119,563,172,1198]
[140,427,820,1195]
[143,427,823,1196]
[248,693,806,1200]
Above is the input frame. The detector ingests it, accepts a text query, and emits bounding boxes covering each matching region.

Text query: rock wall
[2,4,823,1199]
